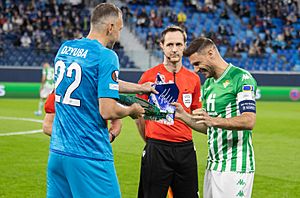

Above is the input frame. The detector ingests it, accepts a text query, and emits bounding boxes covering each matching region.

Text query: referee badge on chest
[182,93,192,108]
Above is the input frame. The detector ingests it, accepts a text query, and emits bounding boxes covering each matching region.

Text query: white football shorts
[203,170,254,198]
[40,87,53,98]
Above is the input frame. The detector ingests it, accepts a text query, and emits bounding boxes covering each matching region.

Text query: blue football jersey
[50,38,120,161]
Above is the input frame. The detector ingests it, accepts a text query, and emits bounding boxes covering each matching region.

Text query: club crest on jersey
[242,85,254,92]
[111,70,119,82]
[182,93,192,108]
[223,80,230,88]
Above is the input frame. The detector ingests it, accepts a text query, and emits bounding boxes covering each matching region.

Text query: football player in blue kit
[47,3,145,198]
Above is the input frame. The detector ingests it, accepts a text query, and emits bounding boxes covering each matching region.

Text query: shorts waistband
[146,138,193,147]
[50,149,113,161]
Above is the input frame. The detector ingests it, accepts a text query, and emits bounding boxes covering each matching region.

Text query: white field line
[0,116,43,136]
[0,129,43,136]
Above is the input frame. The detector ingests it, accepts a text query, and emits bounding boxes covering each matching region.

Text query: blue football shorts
[47,151,121,198]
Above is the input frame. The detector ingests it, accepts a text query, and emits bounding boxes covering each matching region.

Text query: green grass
[0,99,300,197]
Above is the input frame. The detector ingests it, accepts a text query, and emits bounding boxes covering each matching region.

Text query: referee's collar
[161,63,184,74]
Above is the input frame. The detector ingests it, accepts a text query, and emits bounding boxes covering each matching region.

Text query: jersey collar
[161,63,183,74]
[214,63,232,83]
[83,37,104,47]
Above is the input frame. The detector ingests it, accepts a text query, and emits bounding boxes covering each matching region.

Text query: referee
[135,25,202,198]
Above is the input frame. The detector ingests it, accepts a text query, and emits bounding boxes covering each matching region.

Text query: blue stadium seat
[219,46,227,56]
[272,18,284,26]
[242,17,250,24]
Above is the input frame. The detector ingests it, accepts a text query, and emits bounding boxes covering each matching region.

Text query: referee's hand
[171,102,187,120]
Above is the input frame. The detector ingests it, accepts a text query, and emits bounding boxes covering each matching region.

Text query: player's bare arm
[43,113,54,136]
[172,102,207,134]
[193,109,256,130]
[135,118,146,141]
[99,98,144,120]
[118,80,158,94]
[108,119,122,143]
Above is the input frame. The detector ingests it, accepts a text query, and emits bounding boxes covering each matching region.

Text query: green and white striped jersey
[201,64,257,173]
[43,66,54,89]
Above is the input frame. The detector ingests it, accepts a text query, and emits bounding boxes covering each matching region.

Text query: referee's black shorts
[138,138,199,198]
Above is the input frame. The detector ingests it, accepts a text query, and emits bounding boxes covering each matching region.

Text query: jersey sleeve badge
[242,85,254,92]
[237,85,256,113]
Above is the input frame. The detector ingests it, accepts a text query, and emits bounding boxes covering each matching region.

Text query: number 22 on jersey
[55,60,82,107]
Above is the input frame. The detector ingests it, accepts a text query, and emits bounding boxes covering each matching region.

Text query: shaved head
[90,3,121,30]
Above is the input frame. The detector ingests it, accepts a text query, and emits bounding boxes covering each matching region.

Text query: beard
[106,41,115,49]
[198,66,215,78]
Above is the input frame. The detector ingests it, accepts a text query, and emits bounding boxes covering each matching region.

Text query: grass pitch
[0,99,299,198]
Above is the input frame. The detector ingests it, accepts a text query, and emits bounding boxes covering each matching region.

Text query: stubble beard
[106,41,115,49]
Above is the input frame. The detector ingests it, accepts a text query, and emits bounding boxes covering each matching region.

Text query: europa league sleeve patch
[111,70,119,82]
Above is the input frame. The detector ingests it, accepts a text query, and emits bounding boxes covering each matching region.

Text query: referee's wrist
[110,132,116,143]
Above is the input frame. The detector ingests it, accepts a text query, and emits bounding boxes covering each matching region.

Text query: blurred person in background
[35,62,54,116]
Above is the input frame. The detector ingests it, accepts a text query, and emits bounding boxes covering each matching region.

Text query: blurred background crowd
[0,0,299,71]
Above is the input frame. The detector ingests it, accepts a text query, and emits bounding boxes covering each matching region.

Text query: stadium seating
[0,0,138,68]
[125,0,300,71]
[1,0,299,71]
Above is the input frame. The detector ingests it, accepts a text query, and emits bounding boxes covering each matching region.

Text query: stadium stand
[122,0,300,71]
[0,0,137,68]
[1,0,299,71]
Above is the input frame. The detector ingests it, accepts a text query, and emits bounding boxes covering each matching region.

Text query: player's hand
[129,103,145,119]
[171,102,186,120]
[140,82,159,94]
[192,108,214,127]
[109,119,122,143]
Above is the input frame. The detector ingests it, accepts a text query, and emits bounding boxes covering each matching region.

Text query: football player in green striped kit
[173,37,257,198]
[35,62,54,116]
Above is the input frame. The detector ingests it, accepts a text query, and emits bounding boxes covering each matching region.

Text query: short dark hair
[160,25,187,44]
[183,37,215,57]
[91,3,121,25]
